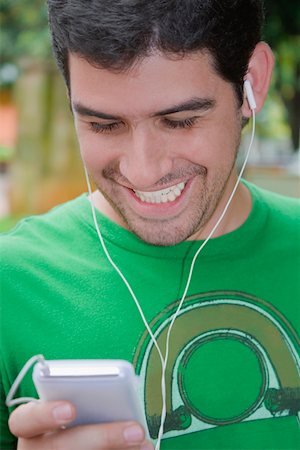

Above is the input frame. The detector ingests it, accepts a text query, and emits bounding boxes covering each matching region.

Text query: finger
[49,421,148,449]
[9,401,76,438]
[18,422,152,450]
[19,440,152,450]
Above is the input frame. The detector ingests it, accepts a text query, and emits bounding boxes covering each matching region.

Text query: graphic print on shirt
[133,291,300,440]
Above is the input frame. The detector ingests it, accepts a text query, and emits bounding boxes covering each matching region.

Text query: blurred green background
[0,0,299,232]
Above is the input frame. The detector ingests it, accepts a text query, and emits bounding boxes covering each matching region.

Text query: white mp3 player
[32,358,149,434]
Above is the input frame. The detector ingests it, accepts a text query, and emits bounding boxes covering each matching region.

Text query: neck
[190,179,252,241]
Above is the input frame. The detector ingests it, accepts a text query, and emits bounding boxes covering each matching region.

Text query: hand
[9,401,154,450]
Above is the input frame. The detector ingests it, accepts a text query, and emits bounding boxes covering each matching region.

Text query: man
[1,1,299,449]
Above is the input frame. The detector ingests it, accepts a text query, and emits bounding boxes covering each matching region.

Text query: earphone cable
[84,108,256,449]
[6,355,48,407]
[155,109,255,444]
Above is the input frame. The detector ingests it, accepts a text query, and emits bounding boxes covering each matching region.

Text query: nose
[119,126,172,190]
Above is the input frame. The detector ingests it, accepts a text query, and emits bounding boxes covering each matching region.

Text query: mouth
[133,181,186,204]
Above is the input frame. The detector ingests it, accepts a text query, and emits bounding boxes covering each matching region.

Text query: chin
[127,220,198,247]
[135,233,184,247]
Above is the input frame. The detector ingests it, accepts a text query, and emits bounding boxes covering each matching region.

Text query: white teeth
[134,181,185,204]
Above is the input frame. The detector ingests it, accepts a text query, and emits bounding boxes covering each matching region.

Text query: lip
[123,177,195,219]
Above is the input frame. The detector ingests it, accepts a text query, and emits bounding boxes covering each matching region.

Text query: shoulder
[245,182,300,261]
[2,194,86,236]
[247,182,300,229]
[0,195,89,258]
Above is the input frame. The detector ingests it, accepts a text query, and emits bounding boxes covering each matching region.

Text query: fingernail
[52,403,73,423]
[123,424,144,443]
[141,443,154,450]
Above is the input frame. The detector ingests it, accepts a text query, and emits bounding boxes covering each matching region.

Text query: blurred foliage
[0,0,50,60]
[0,144,14,162]
[264,0,300,150]
[264,0,300,40]
[0,0,50,86]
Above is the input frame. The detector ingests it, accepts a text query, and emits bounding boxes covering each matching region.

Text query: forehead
[69,51,223,117]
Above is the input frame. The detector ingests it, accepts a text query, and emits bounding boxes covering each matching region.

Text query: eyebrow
[72,97,215,121]
[72,103,121,120]
[153,98,216,116]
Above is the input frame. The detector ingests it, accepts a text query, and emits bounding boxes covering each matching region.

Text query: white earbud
[244,79,256,110]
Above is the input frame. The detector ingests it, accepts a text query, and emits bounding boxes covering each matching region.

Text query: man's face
[70,52,244,246]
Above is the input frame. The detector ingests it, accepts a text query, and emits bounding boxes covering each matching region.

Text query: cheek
[207,117,240,166]
[76,129,117,171]
[176,128,236,169]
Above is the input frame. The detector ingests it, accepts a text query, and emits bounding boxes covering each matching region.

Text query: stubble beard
[93,158,237,246]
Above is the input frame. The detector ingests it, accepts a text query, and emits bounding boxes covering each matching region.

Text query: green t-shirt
[1,182,300,449]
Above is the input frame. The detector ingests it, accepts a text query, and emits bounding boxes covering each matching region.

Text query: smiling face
[70,51,247,246]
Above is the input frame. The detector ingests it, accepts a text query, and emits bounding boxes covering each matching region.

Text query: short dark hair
[47,0,265,105]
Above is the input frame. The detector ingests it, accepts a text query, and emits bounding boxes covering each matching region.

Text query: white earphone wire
[84,106,256,449]
[5,87,256,448]
[6,355,48,407]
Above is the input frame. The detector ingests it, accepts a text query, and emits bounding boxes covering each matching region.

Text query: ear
[242,42,274,117]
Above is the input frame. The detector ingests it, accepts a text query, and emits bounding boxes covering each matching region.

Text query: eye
[163,116,199,129]
[89,121,123,134]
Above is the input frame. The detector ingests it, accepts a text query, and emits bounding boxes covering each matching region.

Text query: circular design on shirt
[177,332,268,425]
[134,292,300,439]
